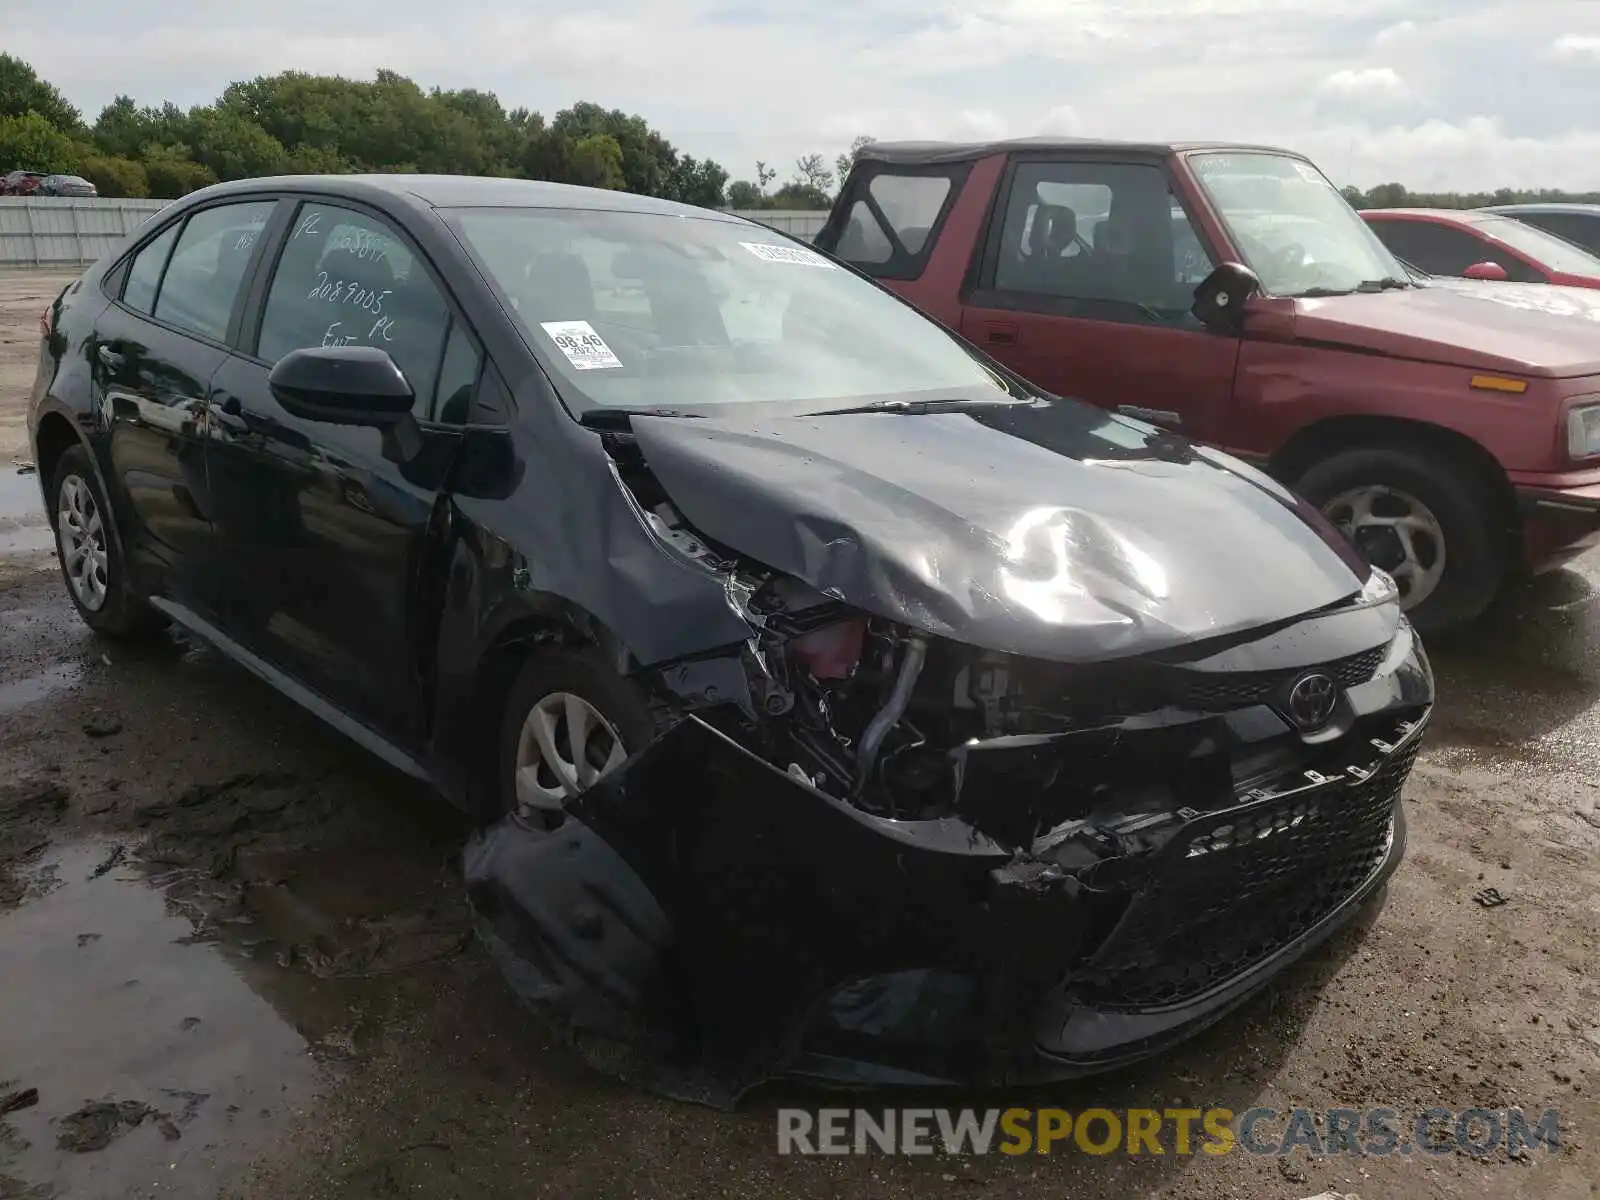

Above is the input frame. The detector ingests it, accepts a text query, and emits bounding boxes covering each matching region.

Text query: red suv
[1363,208,1600,288]
[817,139,1600,632]
[1,170,46,196]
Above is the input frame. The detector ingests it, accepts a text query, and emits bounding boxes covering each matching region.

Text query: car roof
[855,137,1307,165]
[1361,208,1494,223]
[184,173,742,222]
[1480,202,1600,216]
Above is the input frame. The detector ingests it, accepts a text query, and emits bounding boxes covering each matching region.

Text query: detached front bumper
[467,624,1434,1093]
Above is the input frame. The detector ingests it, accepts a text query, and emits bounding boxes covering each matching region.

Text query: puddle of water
[0,469,52,559]
[0,524,53,557]
[0,468,44,521]
[0,664,82,716]
[0,840,323,1199]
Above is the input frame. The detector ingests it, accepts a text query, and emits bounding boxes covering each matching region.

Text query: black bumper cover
[465,628,1433,1097]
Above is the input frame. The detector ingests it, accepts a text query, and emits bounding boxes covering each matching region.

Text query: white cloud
[1316,67,1409,100]
[1553,34,1600,59]
[2,0,1597,192]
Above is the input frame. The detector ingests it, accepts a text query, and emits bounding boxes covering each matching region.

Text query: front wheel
[1293,445,1507,634]
[498,649,655,825]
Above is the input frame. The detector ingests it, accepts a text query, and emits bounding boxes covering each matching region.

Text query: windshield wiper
[801,396,1034,418]
[578,406,706,431]
[1295,286,1358,298]
[1355,276,1412,292]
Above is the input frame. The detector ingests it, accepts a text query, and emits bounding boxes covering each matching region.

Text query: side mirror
[267,346,414,426]
[1463,260,1509,282]
[1191,261,1262,333]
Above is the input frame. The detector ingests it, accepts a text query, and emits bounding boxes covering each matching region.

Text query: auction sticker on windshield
[540,320,622,370]
[741,242,837,268]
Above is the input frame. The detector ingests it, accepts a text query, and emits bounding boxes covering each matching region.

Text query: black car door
[94,199,278,600]
[205,197,480,744]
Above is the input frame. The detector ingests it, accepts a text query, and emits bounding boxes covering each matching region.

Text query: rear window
[821,164,969,279]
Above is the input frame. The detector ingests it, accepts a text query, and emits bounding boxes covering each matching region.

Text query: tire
[48,446,168,639]
[497,648,655,825]
[1292,444,1506,634]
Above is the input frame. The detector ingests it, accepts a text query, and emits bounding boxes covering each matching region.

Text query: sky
[4,0,1599,193]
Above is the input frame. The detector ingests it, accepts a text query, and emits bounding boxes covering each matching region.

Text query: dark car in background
[1,170,46,195]
[38,174,98,198]
[819,141,1600,634]
[29,173,1431,1090]
[1362,207,1600,288]
[1479,203,1600,258]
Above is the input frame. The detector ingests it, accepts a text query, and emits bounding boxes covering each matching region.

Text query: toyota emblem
[1286,672,1339,730]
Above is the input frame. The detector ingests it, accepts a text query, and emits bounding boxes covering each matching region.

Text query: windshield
[448,208,1014,412]
[1189,152,1406,296]
[1474,216,1600,277]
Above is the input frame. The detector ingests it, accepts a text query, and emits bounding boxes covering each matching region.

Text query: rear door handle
[981,321,1019,345]
[96,345,124,370]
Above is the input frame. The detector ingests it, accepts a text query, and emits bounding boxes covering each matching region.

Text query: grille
[1066,735,1419,1010]
[1167,644,1387,712]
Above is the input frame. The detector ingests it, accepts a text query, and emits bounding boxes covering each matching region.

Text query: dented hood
[627,402,1369,661]
[1289,282,1600,378]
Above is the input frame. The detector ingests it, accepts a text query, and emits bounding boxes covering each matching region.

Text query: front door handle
[208,396,250,435]
[981,321,1019,345]
[96,345,125,370]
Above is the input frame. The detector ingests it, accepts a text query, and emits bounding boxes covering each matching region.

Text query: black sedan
[28,173,1433,1095]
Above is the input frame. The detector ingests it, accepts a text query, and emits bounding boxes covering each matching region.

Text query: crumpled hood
[1289,282,1600,378]
[627,403,1370,662]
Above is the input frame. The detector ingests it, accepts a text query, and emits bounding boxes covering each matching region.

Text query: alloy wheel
[514,691,628,815]
[1323,484,1446,610]
[57,474,109,612]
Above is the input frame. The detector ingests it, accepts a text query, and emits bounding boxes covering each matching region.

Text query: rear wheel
[1292,444,1507,633]
[49,446,167,639]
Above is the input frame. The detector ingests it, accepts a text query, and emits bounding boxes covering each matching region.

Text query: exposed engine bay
[464,413,1436,1101]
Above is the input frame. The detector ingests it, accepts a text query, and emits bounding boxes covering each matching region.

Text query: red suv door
[957,155,1241,445]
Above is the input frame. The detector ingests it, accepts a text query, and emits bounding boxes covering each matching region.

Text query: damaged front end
[465,415,1435,1098]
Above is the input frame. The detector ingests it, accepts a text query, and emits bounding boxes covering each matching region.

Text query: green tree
[771,181,830,209]
[0,53,80,131]
[834,134,873,187]
[79,154,149,198]
[0,111,85,173]
[141,145,216,199]
[549,102,681,196]
[1366,181,1409,208]
[186,106,289,180]
[565,133,626,189]
[727,179,762,208]
[665,156,728,208]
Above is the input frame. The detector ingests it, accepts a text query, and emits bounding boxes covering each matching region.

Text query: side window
[256,203,451,410]
[990,161,1209,317]
[866,174,951,254]
[1172,208,1213,285]
[825,165,965,279]
[1535,214,1600,255]
[433,319,482,424]
[835,201,892,264]
[1373,222,1483,277]
[152,202,276,341]
[122,222,180,315]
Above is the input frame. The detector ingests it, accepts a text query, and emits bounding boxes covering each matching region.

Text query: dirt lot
[0,266,1596,1199]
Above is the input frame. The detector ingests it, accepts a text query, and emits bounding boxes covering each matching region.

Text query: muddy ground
[0,266,1596,1199]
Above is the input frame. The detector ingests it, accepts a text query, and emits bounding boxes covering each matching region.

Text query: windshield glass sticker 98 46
[540,320,623,370]
[741,242,837,268]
